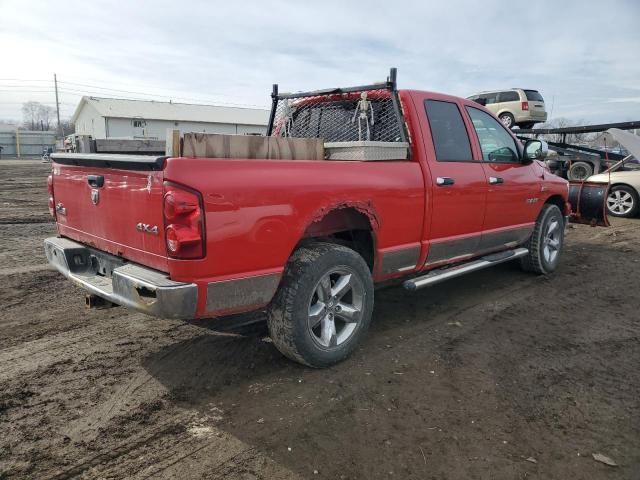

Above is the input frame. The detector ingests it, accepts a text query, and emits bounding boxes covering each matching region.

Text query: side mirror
[523,139,549,163]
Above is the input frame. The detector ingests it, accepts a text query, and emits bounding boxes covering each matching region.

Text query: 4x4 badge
[136,223,159,235]
[91,189,100,205]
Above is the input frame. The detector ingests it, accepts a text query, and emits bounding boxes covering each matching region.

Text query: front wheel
[520,204,565,274]
[606,185,639,218]
[499,113,515,129]
[267,242,374,368]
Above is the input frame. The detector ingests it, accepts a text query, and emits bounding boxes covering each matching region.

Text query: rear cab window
[424,100,474,162]
[288,97,403,142]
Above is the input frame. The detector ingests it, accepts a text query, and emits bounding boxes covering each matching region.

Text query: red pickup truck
[45,71,570,367]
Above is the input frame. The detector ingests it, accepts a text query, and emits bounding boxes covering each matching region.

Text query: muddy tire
[267,242,374,368]
[520,204,564,274]
[567,161,593,182]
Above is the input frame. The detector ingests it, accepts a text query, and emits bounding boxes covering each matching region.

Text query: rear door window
[524,90,544,102]
[498,91,519,102]
[483,92,498,105]
[424,100,473,162]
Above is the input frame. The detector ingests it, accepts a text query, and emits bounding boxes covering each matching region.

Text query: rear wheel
[606,185,639,218]
[520,204,564,274]
[567,161,593,181]
[499,112,515,129]
[267,242,374,368]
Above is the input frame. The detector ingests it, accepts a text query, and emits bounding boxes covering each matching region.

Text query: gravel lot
[1,160,639,479]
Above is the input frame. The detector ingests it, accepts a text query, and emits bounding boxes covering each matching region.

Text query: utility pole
[54,73,62,137]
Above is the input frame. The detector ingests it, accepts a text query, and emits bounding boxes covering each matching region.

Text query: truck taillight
[521,101,529,111]
[47,174,55,218]
[163,182,205,259]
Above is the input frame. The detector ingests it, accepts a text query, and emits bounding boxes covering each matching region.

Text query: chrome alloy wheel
[607,189,635,215]
[307,268,364,348]
[543,219,561,264]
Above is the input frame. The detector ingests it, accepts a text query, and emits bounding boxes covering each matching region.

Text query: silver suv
[467,88,547,129]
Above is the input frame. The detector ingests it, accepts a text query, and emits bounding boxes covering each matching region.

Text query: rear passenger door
[465,105,541,251]
[419,96,488,267]
[497,90,520,118]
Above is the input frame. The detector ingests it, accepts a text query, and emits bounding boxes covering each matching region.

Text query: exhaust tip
[85,294,114,309]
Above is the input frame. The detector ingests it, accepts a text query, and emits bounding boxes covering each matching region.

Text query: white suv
[467,88,547,129]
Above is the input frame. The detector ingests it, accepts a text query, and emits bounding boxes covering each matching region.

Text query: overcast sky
[1,0,639,125]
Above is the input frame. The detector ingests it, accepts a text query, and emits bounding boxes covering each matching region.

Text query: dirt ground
[0,160,639,480]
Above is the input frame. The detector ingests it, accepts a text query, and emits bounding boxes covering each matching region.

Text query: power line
[0,77,270,111]
[0,76,265,101]
[0,89,56,93]
[0,102,75,107]
[0,78,266,107]
[59,80,186,97]
[0,85,267,109]
[57,80,259,104]
[58,76,255,101]
[0,78,51,83]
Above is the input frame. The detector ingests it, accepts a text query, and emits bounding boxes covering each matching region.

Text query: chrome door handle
[489,176,504,185]
[436,177,455,186]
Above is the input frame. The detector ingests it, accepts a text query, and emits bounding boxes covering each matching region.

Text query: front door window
[466,107,519,163]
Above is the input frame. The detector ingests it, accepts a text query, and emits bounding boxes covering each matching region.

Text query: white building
[71,97,269,140]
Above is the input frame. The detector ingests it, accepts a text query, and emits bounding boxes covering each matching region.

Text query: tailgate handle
[87,175,104,188]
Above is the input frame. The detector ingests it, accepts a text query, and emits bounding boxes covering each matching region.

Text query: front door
[465,105,541,252]
[418,95,488,267]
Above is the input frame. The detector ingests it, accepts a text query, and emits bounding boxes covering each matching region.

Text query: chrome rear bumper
[44,237,197,319]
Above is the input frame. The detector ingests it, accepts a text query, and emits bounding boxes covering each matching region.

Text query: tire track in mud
[0,218,53,225]
[0,264,51,276]
[0,313,167,383]
[65,369,166,443]
[48,407,299,480]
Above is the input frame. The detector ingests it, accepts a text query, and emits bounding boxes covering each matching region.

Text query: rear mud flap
[568,182,609,227]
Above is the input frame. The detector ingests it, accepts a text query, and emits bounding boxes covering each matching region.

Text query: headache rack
[267,68,409,161]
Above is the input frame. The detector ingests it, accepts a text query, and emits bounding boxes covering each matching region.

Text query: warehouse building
[71,97,269,140]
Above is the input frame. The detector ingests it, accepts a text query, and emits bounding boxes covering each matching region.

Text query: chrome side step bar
[403,248,529,291]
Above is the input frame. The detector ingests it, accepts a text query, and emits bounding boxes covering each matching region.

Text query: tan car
[589,161,640,218]
[587,128,640,218]
[467,88,547,129]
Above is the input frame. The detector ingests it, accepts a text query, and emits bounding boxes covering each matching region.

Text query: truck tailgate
[51,154,168,272]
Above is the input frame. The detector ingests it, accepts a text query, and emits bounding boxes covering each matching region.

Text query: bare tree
[59,118,75,135]
[21,101,56,130]
[21,101,40,130]
[37,104,55,130]
[538,117,596,144]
